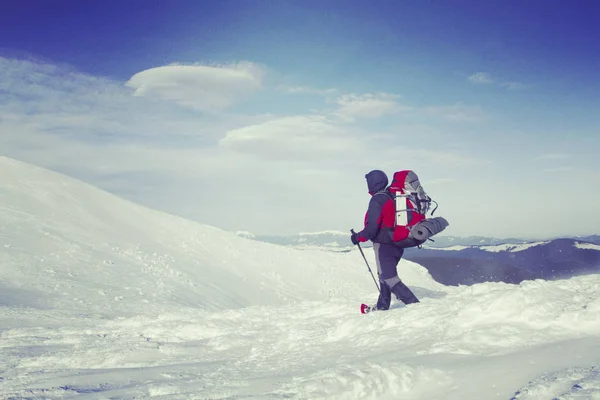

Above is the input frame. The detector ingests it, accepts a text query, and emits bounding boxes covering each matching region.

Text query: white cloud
[468,72,494,84]
[219,115,362,161]
[334,93,410,121]
[125,62,265,111]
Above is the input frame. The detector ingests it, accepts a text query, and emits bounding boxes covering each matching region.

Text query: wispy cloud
[426,178,459,186]
[423,104,488,122]
[126,62,266,111]
[279,85,338,96]
[501,81,527,90]
[543,166,574,173]
[219,115,362,161]
[373,143,483,171]
[410,148,483,167]
[467,71,526,90]
[333,93,411,121]
[468,72,494,84]
[535,153,571,161]
[0,57,271,143]
[533,153,575,174]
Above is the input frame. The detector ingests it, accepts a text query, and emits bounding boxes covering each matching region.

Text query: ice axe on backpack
[351,229,381,294]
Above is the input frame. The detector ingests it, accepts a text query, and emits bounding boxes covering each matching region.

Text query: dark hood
[365,170,388,194]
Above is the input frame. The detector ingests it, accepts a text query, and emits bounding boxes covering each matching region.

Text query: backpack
[387,170,437,242]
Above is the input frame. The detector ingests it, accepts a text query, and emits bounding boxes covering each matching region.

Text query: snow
[234,230,256,239]
[512,365,600,399]
[427,241,548,253]
[575,242,600,251]
[479,241,550,253]
[425,245,472,251]
[1,155,600,399]
[425,242,551,253]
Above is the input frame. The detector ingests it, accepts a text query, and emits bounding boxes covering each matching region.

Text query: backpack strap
[373,189,393,199]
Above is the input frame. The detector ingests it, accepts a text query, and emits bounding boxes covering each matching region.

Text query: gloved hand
[350,231,360,245]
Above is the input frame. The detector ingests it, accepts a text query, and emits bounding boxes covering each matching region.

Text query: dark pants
[373,242,419,310]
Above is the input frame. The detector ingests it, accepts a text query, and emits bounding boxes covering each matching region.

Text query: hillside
[1,156,600,400]
[2,157,433,315]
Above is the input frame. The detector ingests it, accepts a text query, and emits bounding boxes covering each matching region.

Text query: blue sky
[1,0,599,238]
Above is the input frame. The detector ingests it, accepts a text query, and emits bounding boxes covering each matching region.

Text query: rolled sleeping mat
[410,225,430,242]
[409,217,449,241]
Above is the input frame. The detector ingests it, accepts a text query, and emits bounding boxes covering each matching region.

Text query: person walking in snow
[351,169,420,311]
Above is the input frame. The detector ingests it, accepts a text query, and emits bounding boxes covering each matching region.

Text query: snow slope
[1,156,410,314]
[1,156,600,400]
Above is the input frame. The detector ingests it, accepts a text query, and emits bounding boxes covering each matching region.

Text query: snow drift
[1,156,600,400]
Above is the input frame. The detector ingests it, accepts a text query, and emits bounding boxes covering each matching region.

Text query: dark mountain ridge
[404,238,600,286]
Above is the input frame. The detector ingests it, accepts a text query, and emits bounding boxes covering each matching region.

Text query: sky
[1,0,599,239]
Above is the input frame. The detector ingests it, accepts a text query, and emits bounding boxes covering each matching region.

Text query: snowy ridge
[478,241,550,253]
[1,156,600,399]
[575,242,600,251]
[425,241,550,253]
[424,245,472,251]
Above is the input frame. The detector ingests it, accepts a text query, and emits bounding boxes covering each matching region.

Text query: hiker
[351,169,420,311]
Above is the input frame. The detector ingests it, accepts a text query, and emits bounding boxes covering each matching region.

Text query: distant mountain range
[427,234,598,247]
[237,231,600,286]
[236,230,600,249]
[235,230,354,251]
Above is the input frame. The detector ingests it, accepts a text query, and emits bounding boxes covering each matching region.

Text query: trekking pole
[351,229,381,293]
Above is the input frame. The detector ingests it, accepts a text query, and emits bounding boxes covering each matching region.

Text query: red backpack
[386,170,435,242]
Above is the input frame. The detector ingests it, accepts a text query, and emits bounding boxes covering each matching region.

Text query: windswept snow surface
[1,156,600,400]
